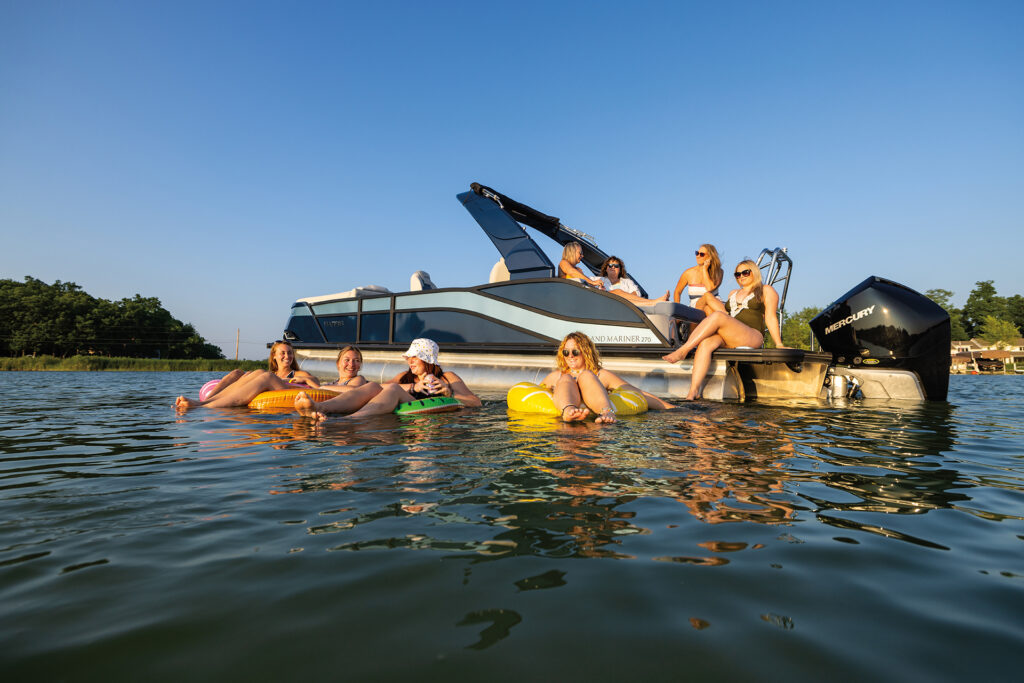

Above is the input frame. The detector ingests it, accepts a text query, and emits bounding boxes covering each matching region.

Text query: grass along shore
[0,356,266,372]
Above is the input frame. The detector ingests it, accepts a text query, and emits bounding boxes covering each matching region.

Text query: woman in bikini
[175,340,320,409]
[293,338,481,421]
[673,244,724,314]
[542,332,676,424]
[321,346,367,389]
[662,260,785,399]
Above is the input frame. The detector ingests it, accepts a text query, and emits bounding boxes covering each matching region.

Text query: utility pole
[235,329,239,361]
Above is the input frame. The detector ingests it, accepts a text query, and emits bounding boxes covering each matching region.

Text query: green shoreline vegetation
[0,356,266,372]
[2,277,227,360]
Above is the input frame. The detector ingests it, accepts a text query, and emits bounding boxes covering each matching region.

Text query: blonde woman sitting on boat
[558,242,604,288]
[599,256,669,305]
[662,260,786,400]
[293,338,481,421]
[175,341,322,409]
[321,345,368,390]
[543,332,676,423]
[673,243,724,314]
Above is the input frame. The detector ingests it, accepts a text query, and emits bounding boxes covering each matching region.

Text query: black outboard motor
[810,277,951,400]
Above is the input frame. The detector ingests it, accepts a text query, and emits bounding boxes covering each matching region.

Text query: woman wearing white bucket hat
[294,338,481,421]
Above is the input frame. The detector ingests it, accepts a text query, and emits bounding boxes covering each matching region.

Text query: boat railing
[756,247,791,322]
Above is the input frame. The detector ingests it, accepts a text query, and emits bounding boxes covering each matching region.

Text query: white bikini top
[688,284,720,305]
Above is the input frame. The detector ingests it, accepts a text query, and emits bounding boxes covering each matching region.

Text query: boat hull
[296,348,833,401]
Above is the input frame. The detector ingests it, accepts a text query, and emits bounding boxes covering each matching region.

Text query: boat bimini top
[462,182,651,298]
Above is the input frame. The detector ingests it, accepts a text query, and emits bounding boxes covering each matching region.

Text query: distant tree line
[775,281,1023,351]
[925,281,1024,346]
[0,276,224,359]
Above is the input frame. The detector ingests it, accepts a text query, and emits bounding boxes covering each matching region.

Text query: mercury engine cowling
[810,277,950,400]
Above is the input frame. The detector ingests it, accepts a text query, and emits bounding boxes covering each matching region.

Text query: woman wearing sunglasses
[598,256,669,305]
[662,260,785,399]
[542,332,676,423]
[673,244,724,314]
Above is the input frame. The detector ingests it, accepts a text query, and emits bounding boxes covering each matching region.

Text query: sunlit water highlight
[1,372,1022,679]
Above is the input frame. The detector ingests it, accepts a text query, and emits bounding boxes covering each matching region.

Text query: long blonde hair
[736,259,764,303]
[700,244,723,289]
[562,242,583,263]
[556,331,602,374]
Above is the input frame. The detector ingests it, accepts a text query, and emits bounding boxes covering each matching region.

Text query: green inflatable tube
[394,396,462,415]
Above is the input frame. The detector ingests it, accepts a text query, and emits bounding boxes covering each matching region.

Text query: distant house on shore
[950,338,1024,373]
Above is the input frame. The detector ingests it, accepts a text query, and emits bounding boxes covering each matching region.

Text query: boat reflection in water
[199,396,970,562]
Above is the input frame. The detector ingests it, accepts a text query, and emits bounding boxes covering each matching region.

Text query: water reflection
[174,395,996,560]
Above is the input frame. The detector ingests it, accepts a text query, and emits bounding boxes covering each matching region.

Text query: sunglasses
[607,263,621,269]
[734,269,753,278]
[695,251,707,257]
[561,348,582,357]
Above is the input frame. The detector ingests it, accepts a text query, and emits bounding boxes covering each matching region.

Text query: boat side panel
[296,349,742,400]
[476,280,647,324]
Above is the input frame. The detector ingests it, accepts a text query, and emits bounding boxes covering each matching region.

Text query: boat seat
[642,301,707,345]
[410,271,436,291]
[489,258,510,283]
[298,285,391,303]
[647,301,706,324]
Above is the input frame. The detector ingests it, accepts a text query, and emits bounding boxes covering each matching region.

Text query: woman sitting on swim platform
[662,260,785,400]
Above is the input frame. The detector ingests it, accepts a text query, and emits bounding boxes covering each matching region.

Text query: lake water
[1,371,1022,680]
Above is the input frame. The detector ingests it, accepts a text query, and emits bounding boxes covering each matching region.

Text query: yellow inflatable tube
[506,382,648,416]
[248,388,339,409]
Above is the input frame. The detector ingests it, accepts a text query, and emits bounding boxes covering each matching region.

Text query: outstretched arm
[558,259,603,288]
[442,371,482,407]
[292,370,320,388]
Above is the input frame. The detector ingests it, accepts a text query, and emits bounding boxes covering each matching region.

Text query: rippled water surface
[2,372,1023,680]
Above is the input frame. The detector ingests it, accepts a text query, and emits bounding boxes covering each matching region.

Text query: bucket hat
[402,338,439,365]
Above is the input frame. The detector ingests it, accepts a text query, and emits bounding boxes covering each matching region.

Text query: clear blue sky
[2,0,1021,358]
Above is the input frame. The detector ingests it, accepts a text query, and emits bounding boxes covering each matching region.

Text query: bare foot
[595,408,617,424]
[662,347,691,363]
[175,395,201,410]
[294,391,327,422]
[655,291,670,302]
[561,404,590,422]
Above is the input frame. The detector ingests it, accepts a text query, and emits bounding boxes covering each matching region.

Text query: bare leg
[687,336,725,399]
[663,311,761,363]
[576,370,616,423]
[199,370,293,408]
[347,383,415,418]
[294,382,383,420]
[553,373,590,422]
[178,374,278,411]
[663,311,728,363]
[698,293,727,315]
[204,368,253,398]
[609,290,669,306]
[626,384,677,410]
